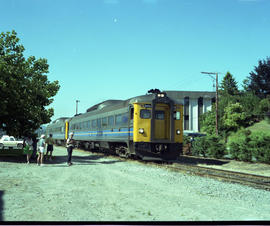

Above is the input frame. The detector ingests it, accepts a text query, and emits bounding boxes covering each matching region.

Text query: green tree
[220,72,239,96]
[245,57,270,99]
[222,102,247,133]
[199,109,216,135]
[238,91,261,124]
[0,30,60,137]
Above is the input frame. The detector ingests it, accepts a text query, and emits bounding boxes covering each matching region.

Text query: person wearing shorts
[37,134,46,166]
[45,134,54,161]
[66,132,75,166]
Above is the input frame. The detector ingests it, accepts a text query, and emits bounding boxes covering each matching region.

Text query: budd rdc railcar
[46,91,183,160]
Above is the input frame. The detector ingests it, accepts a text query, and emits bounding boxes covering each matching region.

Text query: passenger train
[46,91,183,160]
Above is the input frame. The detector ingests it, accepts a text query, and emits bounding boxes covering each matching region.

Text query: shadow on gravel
[0,153,123,166]
[177,156,230,166]
[0,190,3,221]
[44,154,123,166]
[0,155,26,163]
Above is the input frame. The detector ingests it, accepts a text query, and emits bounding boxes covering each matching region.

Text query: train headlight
[157,93,165,98]
[139,128,144,134]
[176,129,181,135]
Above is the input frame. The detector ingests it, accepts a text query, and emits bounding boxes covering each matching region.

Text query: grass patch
[247,119,270,135]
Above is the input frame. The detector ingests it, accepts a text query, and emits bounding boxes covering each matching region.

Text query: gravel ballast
[1,146,270,221]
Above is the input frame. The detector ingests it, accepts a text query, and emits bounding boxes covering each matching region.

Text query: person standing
[31,136,38,161]
[23,136,33,164]
[37,134,46,166]
[45,134,54,161]
[66,132,75,166]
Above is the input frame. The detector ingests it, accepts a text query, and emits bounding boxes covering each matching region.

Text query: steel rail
[165,163,270,191]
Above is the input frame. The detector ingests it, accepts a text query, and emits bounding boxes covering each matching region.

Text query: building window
[198,97,203,131]
[184,97,189,130]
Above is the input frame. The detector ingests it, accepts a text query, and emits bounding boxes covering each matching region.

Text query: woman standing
[37,134,46,166]
[23,136,33,164]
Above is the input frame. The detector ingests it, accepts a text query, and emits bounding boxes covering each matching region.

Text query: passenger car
[0,135,24,149]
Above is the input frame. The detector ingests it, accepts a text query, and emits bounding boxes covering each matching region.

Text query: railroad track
[74,147,270,191]
[165,163,270,191]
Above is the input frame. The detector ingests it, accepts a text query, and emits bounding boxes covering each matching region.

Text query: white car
[0,135,24,149]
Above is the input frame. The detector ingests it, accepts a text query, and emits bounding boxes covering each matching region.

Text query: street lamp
[76,100,80,115]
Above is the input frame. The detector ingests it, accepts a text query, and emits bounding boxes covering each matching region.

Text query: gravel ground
[1,146,270,221]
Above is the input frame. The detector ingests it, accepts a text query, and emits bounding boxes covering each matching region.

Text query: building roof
[164,90,216,99]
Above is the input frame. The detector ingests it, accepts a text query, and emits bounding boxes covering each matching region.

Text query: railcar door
[154,104,170,140]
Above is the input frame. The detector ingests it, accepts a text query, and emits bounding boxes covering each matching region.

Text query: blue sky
[1,0,270,121]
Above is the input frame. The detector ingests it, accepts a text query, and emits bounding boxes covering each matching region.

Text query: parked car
[0,135,24,149]
[184,132,206,142]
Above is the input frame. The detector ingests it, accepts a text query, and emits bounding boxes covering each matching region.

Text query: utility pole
[201,72,220,136]
[76,100,80,115]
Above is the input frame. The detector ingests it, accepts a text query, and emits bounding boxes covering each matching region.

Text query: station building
[165,91,216,133]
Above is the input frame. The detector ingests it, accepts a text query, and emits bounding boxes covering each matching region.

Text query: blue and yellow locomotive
[46,91,183,160]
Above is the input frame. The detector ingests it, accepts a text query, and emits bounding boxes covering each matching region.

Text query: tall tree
[245,57,270,99]
[0,30,60,137]
[220,72,239,96]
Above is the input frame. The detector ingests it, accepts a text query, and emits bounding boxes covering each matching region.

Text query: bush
[249,132,270,163]
[228,129,270,163]
[191,136,208,157]
[183,135,191,146]
[191,135,225,158]
[206,135,226,159]
[228,129,252,162]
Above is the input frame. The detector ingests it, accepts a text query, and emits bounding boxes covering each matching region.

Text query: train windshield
[155,110,165,120]
[140,109,151,119]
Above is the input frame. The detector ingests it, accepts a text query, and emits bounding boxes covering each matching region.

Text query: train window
[97,119,101,128]
[174,111,181,120]
[122,114,128,123]
[140,109,151,119]
[115,114,122,125]
[102,117,107,127]
[115,113,128,125]
[92,119,97,128]
[75,123,79,130]
[108,115,114,126]
[87,121,90,129]
[155,110,164,120]
[130,108,134,120]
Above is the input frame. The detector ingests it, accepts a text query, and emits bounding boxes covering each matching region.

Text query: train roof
[71,92,182,121]
[85,94,157,113]
[52,117,70,124]
[86,100,125,112]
